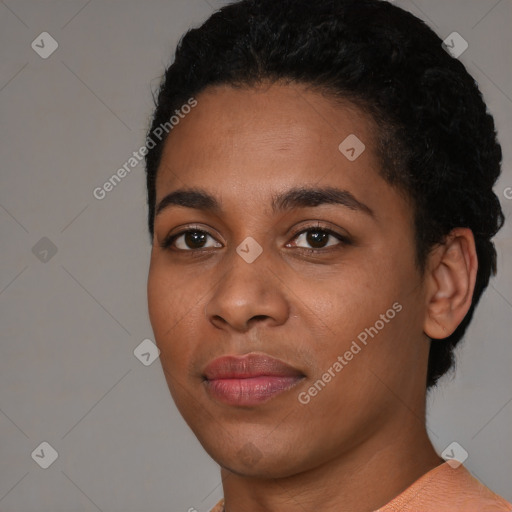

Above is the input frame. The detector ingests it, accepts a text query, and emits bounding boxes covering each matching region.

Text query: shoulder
[377,462,512,512]
[209,463,511,512]
[209,499,224,512]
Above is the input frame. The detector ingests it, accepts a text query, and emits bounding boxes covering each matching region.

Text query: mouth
[202,353,305,406]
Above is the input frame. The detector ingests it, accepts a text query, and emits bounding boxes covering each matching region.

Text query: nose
[205,249,290,332]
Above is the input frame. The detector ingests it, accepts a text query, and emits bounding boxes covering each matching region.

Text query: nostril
[252,315,268,321]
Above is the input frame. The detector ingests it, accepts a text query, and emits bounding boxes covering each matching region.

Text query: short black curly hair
[145,0,504,388]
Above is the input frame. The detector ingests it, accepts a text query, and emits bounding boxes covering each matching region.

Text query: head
[145,0,503,478]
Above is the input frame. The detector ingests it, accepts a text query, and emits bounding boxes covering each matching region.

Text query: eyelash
[160,224,351,254]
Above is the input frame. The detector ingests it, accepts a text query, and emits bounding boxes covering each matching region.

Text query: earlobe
[423,228,478,340]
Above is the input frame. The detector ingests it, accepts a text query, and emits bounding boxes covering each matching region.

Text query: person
[144,0,511,510]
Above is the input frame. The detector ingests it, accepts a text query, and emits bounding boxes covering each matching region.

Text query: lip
[203,353,305,406]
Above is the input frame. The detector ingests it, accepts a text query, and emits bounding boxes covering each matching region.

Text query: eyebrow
[155,186,374,217]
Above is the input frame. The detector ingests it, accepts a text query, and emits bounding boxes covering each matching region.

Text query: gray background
[0,0,511,511]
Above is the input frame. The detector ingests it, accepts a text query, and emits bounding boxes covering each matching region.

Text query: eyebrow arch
[272,186,374,216]
[155,186,374,217]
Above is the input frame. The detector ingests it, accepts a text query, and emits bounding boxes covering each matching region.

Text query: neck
[220,413,443,512]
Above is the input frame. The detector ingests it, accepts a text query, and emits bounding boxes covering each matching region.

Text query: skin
[147,81,477,512]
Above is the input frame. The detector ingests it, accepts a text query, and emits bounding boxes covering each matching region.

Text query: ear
[423,228,478,339]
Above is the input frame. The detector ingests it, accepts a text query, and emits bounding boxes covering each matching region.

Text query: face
[147,82,430,478]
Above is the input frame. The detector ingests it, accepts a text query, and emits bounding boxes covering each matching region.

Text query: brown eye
[161,230,222,251]
[183,231,207,249]
[305,230,330,248]
[291,228,345,250]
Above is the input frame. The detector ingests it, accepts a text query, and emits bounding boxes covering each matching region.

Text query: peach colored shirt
[209,462,512,511]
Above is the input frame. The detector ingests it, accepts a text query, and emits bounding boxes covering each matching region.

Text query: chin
[221,456,299,479]
[201,437,312,479]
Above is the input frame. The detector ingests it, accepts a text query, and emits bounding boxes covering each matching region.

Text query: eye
[161,229,222,251]
[160,224,349,253]
[287,225,349,251]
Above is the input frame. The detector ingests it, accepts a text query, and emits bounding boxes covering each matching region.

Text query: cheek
[147,266,173,337]
[148,255,200,324]
[147,263,200,363]
[147,268,201,411]
[292,250,419,378]
[293,262,394,334]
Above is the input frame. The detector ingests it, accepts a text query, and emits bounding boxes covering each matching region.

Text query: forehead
[155,82,385,211]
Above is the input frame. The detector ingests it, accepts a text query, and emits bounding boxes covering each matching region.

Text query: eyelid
[288,221,348,239]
